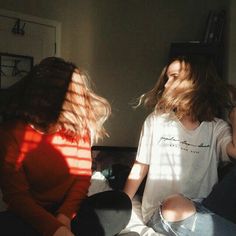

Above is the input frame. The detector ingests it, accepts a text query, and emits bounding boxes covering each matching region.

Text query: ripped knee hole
[161,194,196,222]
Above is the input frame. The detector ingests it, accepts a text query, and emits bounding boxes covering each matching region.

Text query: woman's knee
[161,194,196,222]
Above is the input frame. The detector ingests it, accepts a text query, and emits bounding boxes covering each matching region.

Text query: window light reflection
[16,127,92,176]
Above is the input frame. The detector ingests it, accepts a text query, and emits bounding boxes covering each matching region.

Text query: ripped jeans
[147,201,236,236]
[147,165,236,236]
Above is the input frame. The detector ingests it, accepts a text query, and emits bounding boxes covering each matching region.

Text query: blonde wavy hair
[138,55,233,122]
[5,57,111,142]
[59,69,111,141]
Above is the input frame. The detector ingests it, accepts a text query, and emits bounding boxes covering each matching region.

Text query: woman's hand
[53,226,75,236]
[123,161,149,199]
[57,213,71,230]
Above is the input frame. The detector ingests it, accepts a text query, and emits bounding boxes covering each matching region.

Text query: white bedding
[89,171,164,236]
[118,195,164,236]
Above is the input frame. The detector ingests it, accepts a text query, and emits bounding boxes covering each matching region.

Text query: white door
[0,9,60,64]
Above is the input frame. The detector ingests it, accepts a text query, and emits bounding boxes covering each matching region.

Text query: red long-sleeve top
[0,120,92,236]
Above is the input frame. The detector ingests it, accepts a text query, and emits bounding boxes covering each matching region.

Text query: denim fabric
[147,201,236,236]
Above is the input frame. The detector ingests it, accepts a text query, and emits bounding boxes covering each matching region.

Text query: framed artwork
[0,53,33,89]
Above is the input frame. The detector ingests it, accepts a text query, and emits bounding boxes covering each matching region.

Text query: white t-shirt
[136,112,232,223]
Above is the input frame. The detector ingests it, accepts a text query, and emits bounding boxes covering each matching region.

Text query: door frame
[0,8,61,56]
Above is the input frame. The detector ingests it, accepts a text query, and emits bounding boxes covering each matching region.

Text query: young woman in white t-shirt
[124,55,236,235]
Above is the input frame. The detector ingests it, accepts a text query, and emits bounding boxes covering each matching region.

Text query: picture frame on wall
[0,53,33,89]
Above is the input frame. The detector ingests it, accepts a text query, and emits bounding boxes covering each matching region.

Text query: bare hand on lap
[53,226,75,236]
[57,213,71,230]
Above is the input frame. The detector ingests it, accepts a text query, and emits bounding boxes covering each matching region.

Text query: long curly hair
[138,55,233,122]
[4,57,111,141]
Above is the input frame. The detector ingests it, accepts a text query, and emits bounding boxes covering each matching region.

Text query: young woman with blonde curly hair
[124,55,236,235]
[0,57,131,236]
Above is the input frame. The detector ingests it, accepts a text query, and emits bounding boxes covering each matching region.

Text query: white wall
[228,0,236,85]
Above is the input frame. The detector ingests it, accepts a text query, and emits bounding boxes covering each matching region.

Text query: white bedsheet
[119,195,164,236]
[88,171,164,236]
